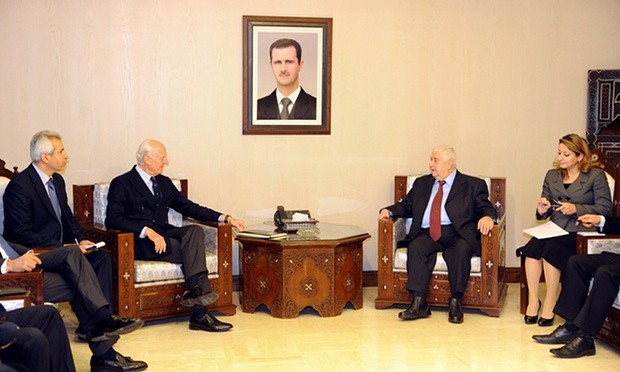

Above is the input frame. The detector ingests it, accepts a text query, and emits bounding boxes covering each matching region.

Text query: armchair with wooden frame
[375,175,507,317]
[73,180,236,321]
[0,158,44,307]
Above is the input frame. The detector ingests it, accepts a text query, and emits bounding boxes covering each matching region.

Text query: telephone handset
[274,205,311,229]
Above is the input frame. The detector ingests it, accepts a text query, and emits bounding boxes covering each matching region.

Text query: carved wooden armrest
[80,223,135,315]
[0,268,43,305]
[576,234,620,255]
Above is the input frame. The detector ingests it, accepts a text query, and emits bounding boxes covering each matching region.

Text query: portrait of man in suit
[243,16,332,134]
[256,38,317,120]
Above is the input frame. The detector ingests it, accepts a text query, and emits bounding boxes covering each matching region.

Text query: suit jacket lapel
[567,172,585,194]
[128,167,159,208]
[26,164,59,222]
[548,170,571,198]
[445,171,464,204]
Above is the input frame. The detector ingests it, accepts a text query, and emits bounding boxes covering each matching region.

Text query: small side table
[237,223,370,318]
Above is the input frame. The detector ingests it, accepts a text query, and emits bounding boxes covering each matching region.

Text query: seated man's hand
[229,217,246,231]
[7,251,41,273]
[378,209,391,220]
[576,214,602,228]
[145,227,167,254]
[477,216,494,236]
[78,239,96,254]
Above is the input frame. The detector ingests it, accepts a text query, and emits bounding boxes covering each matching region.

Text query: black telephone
[274,205,312,229]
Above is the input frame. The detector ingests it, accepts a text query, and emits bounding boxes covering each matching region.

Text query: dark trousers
[0,305,76,372]
[85,249,114,305]
[406,225,474,296]
[39,247,109,327]
[554,252,620,336]
[138,224,212,293]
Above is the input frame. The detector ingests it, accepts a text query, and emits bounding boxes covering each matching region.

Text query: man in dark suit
[0,304,75,372]
[532,213,620,358]
[2,131,113,319]
[105,139,246,333]
[0,234,147,371]
[256,38,317,120]
[379,146,496,323]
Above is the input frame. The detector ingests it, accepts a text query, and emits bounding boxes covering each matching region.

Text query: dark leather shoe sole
[91,353,148,371]
[189,321,232,332]
[91,318,145,342]
[398,308,431,321]
[550,337,596,358]
[532,326,577,345]
[181,291,219,307]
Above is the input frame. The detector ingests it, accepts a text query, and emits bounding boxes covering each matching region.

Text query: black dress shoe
[180,288,219,307]
[538,316,555,327]
[75,332,88,342]
[90,351,148,371]
[524,300,541,325]
[90,316,144,342]
[448,297,464,324]
[189,313,233,332]
[532,324,577,344]
[398,296,431,321]
[550,334,596,358]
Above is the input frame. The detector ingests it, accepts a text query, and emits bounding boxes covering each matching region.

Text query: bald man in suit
[379,146,496,324]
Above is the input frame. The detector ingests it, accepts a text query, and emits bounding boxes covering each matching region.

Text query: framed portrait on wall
[242,15,332,135]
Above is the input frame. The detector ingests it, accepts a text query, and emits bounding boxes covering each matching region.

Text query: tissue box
[281,218,318,233]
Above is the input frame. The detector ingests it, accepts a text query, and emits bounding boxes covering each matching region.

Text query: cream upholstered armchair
[73,180,235,321]
[0,158,44,307]
[375,175,507,317]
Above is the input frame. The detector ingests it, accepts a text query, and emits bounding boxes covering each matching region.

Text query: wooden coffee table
[237,223,370,318]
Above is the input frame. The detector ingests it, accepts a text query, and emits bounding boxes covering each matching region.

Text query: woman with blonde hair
[520,133,612,326]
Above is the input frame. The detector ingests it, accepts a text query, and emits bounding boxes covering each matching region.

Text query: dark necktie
[151,177,161,204]
[429,180,446,241]
[47,179,63,242]
[0,234,20,259]
[47,178,62,221]
[280,97,292,119]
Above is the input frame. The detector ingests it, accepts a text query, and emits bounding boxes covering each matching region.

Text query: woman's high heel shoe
[524,300,541,325]
[538,316,555,327]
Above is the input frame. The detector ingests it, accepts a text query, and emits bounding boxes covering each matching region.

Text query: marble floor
[63,284,619,371]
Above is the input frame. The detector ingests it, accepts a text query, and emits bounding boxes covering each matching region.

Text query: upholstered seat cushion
[393,247,481,275]
[93,181,219,285]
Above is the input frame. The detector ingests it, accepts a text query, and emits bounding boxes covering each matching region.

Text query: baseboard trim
[232,268,520,291]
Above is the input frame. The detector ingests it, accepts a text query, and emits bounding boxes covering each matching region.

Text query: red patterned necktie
[430,180,446,241]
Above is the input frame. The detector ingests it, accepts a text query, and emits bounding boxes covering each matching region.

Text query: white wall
[1,0,620,274]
